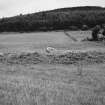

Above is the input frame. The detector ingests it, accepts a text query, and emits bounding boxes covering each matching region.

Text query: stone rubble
[0,51,105,65]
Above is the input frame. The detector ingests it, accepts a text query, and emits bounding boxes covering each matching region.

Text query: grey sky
[0,0,105,17]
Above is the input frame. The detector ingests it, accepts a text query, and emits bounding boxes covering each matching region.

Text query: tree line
[0,6,105,32]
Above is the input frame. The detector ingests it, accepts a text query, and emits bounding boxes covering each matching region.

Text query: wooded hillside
[0,6,105,32]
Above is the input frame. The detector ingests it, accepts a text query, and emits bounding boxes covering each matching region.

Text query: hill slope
[0,6,105,32]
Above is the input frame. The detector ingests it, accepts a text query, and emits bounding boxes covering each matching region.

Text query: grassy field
[0,31,105,105]
[0,63,105,105]
[0,31,71,53]
[0,31,104,53]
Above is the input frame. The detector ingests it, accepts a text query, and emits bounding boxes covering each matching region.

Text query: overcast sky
[0,0,105,17]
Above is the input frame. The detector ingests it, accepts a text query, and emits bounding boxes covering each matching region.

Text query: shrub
[69,26,79,30]
[81,25,89,30]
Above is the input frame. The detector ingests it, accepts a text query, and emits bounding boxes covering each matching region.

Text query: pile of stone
[0,52,47,65]
[0,51,104,65]
[46,51,105,64]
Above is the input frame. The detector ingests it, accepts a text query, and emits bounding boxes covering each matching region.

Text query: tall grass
[0,64,105,105]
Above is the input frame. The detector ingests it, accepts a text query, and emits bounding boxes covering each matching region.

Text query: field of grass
[0,31,104,53]
[0,31,72,53]
[0,31,105,105]
[0,63,105,105]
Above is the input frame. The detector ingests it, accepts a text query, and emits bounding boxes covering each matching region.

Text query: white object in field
[46,47,94,55]
[46,47,57,53]
[46,47,69,54]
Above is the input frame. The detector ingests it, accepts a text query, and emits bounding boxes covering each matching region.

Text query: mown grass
[0,64,105,105]
[0,31,104,54]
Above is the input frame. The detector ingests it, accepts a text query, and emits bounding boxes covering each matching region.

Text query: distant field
[0,31,72,53]
[0,31,104,53]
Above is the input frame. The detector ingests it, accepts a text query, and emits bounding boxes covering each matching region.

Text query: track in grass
[64,31,78,42]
